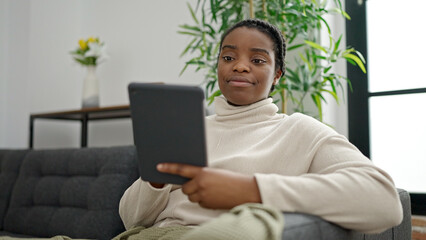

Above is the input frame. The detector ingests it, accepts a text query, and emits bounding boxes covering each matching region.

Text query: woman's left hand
[157,163,262,209]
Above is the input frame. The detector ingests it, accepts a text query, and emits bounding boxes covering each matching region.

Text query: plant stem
[281,88,287,113]
[296,91,309,112]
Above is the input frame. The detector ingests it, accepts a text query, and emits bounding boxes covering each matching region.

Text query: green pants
[0,204,284,240]
[113,203,284,240]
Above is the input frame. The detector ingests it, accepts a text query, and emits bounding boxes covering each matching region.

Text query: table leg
[81,114,88,147]
[29,116,34,149]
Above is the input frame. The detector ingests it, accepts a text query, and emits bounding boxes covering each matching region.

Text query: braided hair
[218,19,287,78]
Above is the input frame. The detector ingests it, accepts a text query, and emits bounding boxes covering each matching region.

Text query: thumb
[157,163,202,179]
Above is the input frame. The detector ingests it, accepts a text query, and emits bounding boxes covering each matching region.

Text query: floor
[413,215,426,240]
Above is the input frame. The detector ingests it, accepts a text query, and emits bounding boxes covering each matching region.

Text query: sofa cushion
[3,146,138,240]
[281,188,411,240]
[0,150,28,230]
[281,213,349,239]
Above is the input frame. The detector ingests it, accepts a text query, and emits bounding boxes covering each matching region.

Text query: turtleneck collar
[212,96,279,123]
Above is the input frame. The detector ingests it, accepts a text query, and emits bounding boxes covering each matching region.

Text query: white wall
[0,0,349,149]
[0,0,201,149]
[1,0,31,148]
[0,0,7,147]
[322,1,348,137]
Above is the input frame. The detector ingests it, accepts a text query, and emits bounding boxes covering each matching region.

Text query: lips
[226,76,254,87]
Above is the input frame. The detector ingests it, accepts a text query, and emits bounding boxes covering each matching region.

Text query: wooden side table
[29,105,131,148]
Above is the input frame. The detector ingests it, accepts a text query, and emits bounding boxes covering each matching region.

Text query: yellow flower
[88,37,96,43]
[79,39,87,50]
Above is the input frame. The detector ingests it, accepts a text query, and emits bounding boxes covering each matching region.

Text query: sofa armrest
[353,188,412,240]
[0,150,29,230]
[395,188,413,239]
[281,188,411,240]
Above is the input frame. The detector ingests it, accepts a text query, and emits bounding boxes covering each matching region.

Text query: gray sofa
[0,146,411,239]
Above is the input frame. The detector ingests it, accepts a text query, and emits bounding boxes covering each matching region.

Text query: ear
[273,69,283,85]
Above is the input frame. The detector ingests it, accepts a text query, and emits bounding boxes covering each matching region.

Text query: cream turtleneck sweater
[119,96,402,234]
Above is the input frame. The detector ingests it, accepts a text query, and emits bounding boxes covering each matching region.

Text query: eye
[222,56,234,62]
[252,58,266,64]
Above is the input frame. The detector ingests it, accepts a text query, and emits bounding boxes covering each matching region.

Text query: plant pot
[82,65,99,108]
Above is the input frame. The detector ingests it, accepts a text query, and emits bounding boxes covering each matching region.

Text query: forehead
[222,27,275,51]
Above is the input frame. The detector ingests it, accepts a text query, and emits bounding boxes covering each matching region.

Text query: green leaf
[304,40,327,53]
[212,42,220,56]
[287,44,305,51]
[191,39,203,53]
[342,47,354,55]
[354,50,366,64]
[346,58,356,66]
[333,0,343,11]
[186,59,205,65]
[334,35,343,52]
[179,63,189,76]
[210,0,217,22]
[312,54,326,60]
[330,7,351,20]
[180,38,198,57]
[204,23,216,37]
[177,31,201,37]
[286,68,301,84]
[323,66,332,74]
[202,32,207,50]
[187,2,199,25]
[322,89,339,103]
[317,15,331,35]
[344,53,366,73]
[206,79,215,92]
[179,24,201,32]
[207,89,222,105]
[299,54,314,72]
[74,58,88,65]
[329,77,337,93]
[347,78,353,92]
[311,94,323,121]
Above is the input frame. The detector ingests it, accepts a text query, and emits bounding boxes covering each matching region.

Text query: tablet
[128,83,207,185]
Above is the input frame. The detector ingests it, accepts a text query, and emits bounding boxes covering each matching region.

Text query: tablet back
[128,83,207,185]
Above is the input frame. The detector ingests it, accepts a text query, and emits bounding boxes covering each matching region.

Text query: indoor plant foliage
[178,0,366,121]
[70,37,107,66]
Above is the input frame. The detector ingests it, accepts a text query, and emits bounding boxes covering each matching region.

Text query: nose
[232,60,250,73]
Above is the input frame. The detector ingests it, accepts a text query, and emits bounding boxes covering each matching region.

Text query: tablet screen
[128,83,207,184]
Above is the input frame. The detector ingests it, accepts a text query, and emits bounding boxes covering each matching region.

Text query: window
[346,0,426,214]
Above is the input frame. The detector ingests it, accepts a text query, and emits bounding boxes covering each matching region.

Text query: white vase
[82,65,100,108]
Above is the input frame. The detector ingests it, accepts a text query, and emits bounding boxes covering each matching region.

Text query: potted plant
[178,0,365,121]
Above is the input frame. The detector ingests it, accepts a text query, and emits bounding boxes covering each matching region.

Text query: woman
[117,19,402,240]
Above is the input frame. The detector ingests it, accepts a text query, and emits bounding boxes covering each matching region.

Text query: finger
[157,163,202,178]
[187,192,201,203]
[181,178,199,195]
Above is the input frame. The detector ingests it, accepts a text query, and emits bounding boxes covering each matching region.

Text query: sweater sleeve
[119,178,172,230]
[254,135,403,234]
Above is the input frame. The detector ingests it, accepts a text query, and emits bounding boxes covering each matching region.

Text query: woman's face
[217,27,282,106]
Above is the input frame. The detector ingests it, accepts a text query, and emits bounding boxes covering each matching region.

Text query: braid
[219,19,286,77]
